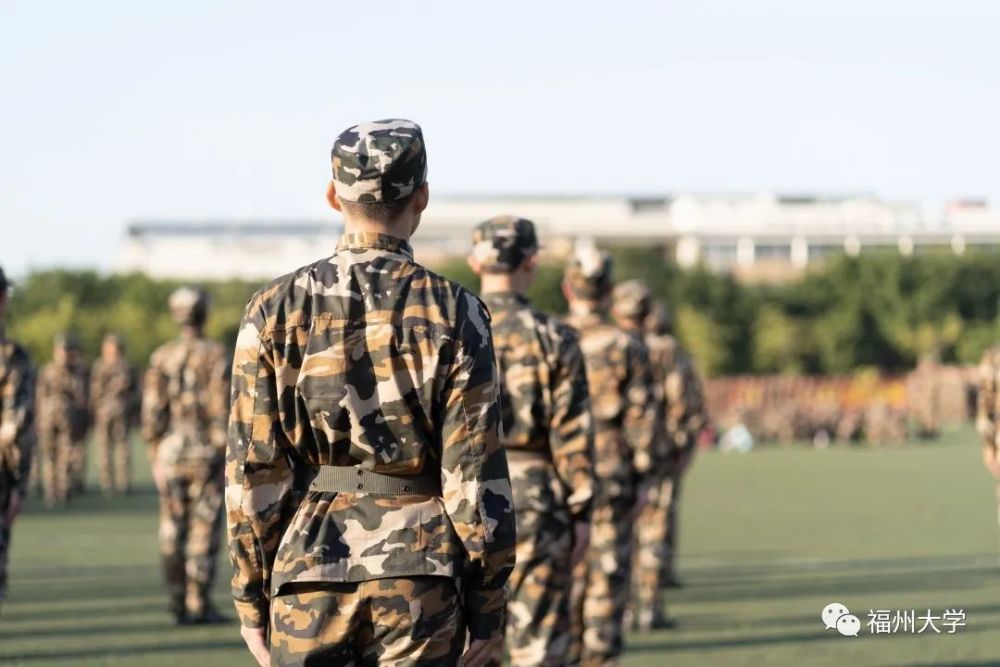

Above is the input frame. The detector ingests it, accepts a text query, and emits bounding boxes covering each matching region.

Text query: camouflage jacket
[142,335,230,466]
[91,358,138,423]
[645,332,706,453]
[976,346,1000,448]
[226,232,516,639]
[0,335,35,493]
[564,306,659,501]
[36,360,89,435]
[482,292,595,520]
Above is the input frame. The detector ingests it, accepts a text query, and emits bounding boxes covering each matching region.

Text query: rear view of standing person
[143,287,230,625]
[0,267,36,609]
[468,216,596,666]
[36,333,89,506]
[563,248,659,666]
[91,334,138,496]
[227,119,516,667]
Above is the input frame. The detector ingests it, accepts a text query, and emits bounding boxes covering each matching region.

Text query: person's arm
[439,292,516,642]
[141,354,169,457]
[549,327,595,521]
[0,349,36,496]
[226,295,293,631]
[209,345,231,455]
[976,350,1000,477]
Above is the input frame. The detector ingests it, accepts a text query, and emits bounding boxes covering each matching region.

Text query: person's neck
[343,216,413,241]
[180,326,203,340]
[568,299,603,317]
[616,317,643,333]
[479,272,529,297]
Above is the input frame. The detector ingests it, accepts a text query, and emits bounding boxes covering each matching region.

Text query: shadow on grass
[0,638,245,662]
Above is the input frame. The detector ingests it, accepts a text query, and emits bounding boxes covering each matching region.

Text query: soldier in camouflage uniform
[563,248,659,666]
[90,334,138,495]
[469,216,596,666]
[612,284,704,630]
[227,119,516,667]
[0,267,35,605]
[976,347,1000,547]
[646,302,706,592]
[36,333,89,505]
[143,287,230,625]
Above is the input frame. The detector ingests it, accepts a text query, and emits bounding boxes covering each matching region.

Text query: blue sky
[3,1,1000,274]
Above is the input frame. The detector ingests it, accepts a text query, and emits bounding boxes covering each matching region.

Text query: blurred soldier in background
[976,346,1000,549]
[90,334,138,496]
[0,267,35,608]
[644,301,707,595]
[563,247,659,666]
[142,287,230,625]
[36,332,89,505]
[611,282,674,631]
[909,350,943,439]
[469,216,596,666]
[228,120,515,667]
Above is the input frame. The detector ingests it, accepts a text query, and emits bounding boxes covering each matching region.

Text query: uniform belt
[307,465,441,496]
[504,448,552,462]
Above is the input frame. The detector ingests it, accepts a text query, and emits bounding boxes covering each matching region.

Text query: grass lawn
[2,426,1000,666]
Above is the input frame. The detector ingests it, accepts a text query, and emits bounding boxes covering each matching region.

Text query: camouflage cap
[168,286,210,327]
[646,301,673,335]
[612,279,652,320]
[331,119,427,203]
[54,331,81,350]
[564,244,613,300]
[471,216,539,272]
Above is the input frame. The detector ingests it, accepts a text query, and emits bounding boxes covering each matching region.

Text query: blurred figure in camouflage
[142,287,230,625]
[0,267,35,606]
[908,350,943,439]
[645,301,707,591]
[976,346,1000,548]
[36,332,89,505]
[469,216,596,666]
[563,247,659,666]
[227,119,515,667]
[90,334,138,495]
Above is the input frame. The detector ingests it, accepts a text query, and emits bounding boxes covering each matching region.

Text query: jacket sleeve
[0,349,36,494]
[226,295,294,629]
[209,345,232,453]
[439,291,516,641]
[623,335,660,483]
[977,350,998,449]
[141,353,170,453]
[549,327,595,521]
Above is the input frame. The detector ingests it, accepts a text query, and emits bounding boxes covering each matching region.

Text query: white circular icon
[837,614,861,637]
[821,602,850,630]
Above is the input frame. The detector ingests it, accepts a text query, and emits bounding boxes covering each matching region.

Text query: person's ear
[467,256,482,275]
[326,181,342,211]
[412,182,429,214]
[526,254,540,272]
[561,281,573,302]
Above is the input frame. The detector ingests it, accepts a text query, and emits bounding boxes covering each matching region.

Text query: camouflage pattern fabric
[226,232,516,649]
[481,291,595,666]
[331,120,427,203]
[563,300,659,665]
[143,334,230,616]
[36,359,89,504]
[270,577,464,666]
[977,347,1000,549]
[0,335,35,600]
[91,356,138,494]
[471,217,540,273]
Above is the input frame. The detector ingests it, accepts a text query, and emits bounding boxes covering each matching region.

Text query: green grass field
[3,427,1000,666]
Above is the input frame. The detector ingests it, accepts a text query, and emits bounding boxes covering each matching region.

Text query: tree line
[9,248,1000,377]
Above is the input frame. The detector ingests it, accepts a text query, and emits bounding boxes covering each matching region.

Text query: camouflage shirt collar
[336,232,414,260]
[480,291,529,311]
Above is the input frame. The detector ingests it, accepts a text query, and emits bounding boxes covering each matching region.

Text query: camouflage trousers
[630,476,671,628]
[269,577,465,667]
[661,472,684,585]
[0,474,12,601]
[38,425,85,505]
[568,496,634,666]
[158,458,224,616]
[94,415,131,494]
[501,457,575,666]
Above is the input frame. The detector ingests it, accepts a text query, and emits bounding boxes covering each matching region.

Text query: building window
[755,243,792,261]
[702,243,738,269]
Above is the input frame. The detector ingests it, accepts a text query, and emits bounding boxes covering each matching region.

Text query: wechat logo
[822,602,861,637]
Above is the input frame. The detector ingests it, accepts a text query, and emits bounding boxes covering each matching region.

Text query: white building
[117,194,1000,281]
